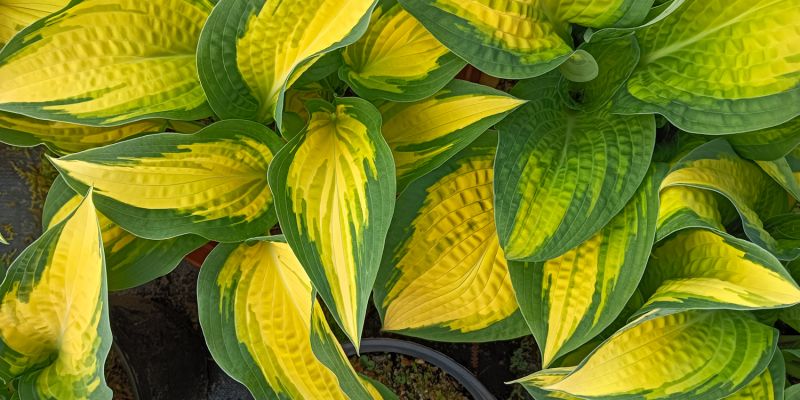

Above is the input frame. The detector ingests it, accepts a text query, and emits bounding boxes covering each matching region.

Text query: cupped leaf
[510,165,662,367]
[727,117,800,161]
[197,238,388,400]
[0,0,213,126]
[520,310,778,400]
[197,0,376,125]
[724,350,784,400]
[268,97,395,349]
[662,139,798,259]
[756,157,800,203]
[0,192,112,399]
[50,120,284,242]
[398,0,653,78]
[639,228,800,315]
[0,111,169,155]
[339,0,465,102]
[612,0,800,134]
[281,83,333,139]
[495,72,655,262]
[375,132,527,342]
[656,185,725,241]
[558,50,598,83]
[42,177,206,291]
[380,80,525,192]
[559,33,640,112]
[0,0,66,46]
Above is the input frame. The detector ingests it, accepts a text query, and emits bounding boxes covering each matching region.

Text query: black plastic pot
[342,338,496,400]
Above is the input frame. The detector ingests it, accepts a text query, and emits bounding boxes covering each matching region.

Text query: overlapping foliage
[0,0,799,398]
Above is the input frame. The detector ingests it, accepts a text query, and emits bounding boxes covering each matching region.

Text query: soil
[105,344,137,400]
[351,352,470,400]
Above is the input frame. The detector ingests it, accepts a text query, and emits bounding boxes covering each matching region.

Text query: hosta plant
[0,0,799,398]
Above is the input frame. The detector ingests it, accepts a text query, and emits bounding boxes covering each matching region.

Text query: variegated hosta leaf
[495,72,655,262]
[724,350,784,400]
[50,120,284,242]
[380,80,525,192]
[639,229,800,315]
[0,0,66,46]
[0,111,169,155]
[281,83,332,139]
[656,185,726,241]
[375,132,527,342]
[757,158,800,202]
[759,146,800,202]
[727,117,800,161]
[511,368,579,400]
[510,165,662,367]
[0,192,112,399]
[398,0,653,79]
[559,33,640,112]
[662,139,798,259]
[613,0,800,134]
[197,0,376,125]
[517,310,778,400]
[291,50,344,90]
[339,0,465,102]
[197,238,389,400]
[42,177,207,291]
[0,0,213,126]
[268,98,395,349]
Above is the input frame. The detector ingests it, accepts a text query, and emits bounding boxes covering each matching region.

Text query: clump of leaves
[0,0,799,399]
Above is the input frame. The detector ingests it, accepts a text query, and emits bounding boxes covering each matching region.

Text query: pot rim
[342,337,495,400]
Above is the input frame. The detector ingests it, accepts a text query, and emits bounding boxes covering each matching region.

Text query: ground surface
[0,144,540,399]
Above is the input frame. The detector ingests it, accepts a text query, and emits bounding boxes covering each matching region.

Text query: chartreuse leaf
[756,158,800,202]
[662,139,798,259]
[656,186,725,241]
[758,146,800,201]
[50,120,284,243]
[0,0,213,126]
[0,233,6,245]
[510,165,662,367]
[0,192,112,399]
[42,177,206,291]
[280,83,332,139]
[723,350,784,400]
[512,368,578,400]
[339,0,465,102]
[638,229,800,316]
[515,310,778,400]
[398,0,653,79]
[380,80,525,192]
[268,98,395,349]
[374,132,527,342]
[495,72,655,262]
[0,111,169,155]
[727,117,800,161]
[612,0,800,134]
[197,0,376,125]
[197,238,390,400]
[0,0,66,46]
